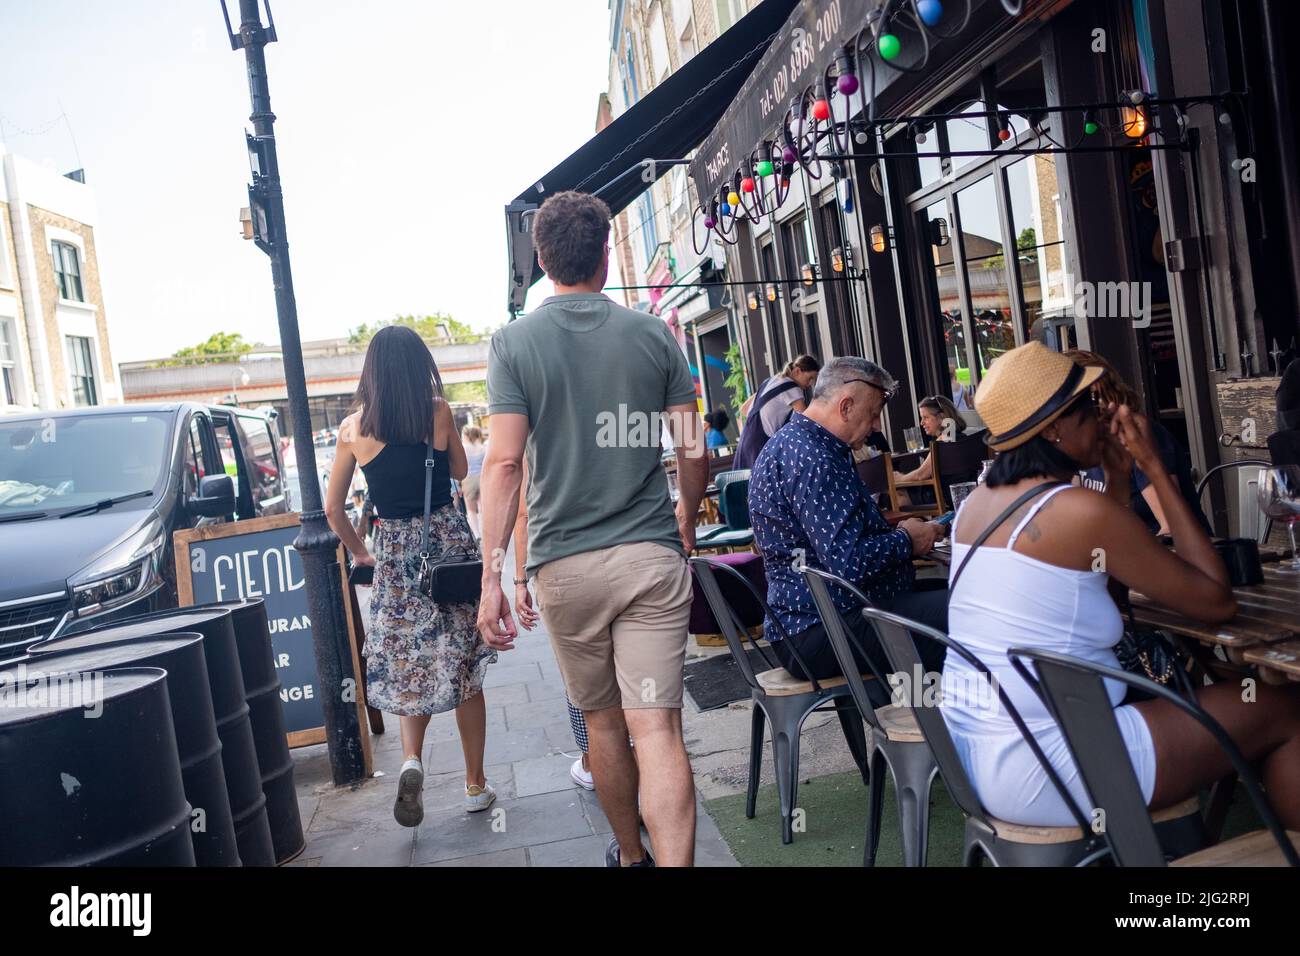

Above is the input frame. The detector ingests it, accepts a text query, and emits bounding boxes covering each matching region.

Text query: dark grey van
[0,402,288,657]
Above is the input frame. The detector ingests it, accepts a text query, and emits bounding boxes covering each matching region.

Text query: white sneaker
[570,757,595,791]
[393,757,424,828]
[464,782,497,812]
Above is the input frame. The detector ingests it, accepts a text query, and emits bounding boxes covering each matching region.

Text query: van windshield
[0,412,173,519]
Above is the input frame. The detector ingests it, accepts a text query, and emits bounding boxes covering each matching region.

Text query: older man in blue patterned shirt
[749,357,948,688]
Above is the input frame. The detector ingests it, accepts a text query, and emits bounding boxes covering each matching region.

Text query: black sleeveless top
[359,442,451,519]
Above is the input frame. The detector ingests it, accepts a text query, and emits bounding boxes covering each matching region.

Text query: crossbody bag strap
[948,480,1066,595]
[420,439,434,559]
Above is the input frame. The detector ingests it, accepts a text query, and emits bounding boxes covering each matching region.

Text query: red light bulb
[741,177,756,193]
[812,99,831,121]
[997,126,1011,142]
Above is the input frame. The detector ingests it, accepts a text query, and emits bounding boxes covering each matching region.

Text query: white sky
[0,0,612,362]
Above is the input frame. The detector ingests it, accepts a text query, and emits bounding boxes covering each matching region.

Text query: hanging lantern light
[801,263,816,286]
[747,291,759,311]
[869,224,891,253]
[996,114,1012,141]
[720,201,732,216]
[782,145,798,163]
[913,123,928,145]
[929,217,950,247]
[1120,105,1147,138]
[812,91,831,122]
[765,283,778,302]
[878,33,901,61]
[831,247,847,273]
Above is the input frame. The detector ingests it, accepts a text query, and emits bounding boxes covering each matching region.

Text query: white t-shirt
[757,375,805,437]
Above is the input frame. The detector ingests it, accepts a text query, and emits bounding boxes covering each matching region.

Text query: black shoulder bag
[416,440,483,604]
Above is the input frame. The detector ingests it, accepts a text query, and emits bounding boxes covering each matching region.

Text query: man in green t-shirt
[477,191,707,867]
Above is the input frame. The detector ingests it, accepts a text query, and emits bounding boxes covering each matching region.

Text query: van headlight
[69,522,165,617]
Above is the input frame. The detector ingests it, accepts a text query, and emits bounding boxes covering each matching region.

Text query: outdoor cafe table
[1129,565,1300,684]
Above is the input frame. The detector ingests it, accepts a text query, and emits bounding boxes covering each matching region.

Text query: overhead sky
[0,0,611,362]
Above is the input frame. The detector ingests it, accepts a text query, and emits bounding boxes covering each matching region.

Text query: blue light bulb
[720,202,732,216]
[917,0,943,27]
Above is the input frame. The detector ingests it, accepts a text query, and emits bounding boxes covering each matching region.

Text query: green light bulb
[1084,118,1099,135]
[878,33,901,61]
[756,160,775,177]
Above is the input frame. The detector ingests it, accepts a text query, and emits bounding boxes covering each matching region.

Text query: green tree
[349,314,491,345]
[443,381,488,403]
[161,332,259,366]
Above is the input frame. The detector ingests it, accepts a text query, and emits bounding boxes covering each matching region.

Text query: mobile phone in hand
[934,511,955,527]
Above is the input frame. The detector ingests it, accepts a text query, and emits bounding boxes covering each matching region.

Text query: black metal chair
[1008,646,1300,867]
[801,568,944,866]
[688,557,871,845]
[1195,458,1272,543]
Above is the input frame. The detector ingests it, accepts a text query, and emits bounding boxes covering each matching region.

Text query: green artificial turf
[704,770,1264,867]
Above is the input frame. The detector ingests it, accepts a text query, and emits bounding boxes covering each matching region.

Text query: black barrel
[5,633,241,866]
[0,667,195,866]
[210,599,304,864]
[36,608,276,866]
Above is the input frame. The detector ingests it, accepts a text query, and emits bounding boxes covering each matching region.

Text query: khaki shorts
[460,473,481,503]
[533,540,691,712]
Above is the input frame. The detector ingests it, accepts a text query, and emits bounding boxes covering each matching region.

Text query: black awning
[505,0,799,315]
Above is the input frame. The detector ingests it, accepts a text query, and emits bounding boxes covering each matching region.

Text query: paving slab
[411,789,594,864]
[513,752,579,797]
[419,847,530,867]
[423,725,550,774]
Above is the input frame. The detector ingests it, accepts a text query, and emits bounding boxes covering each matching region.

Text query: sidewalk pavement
[289,540,863,867]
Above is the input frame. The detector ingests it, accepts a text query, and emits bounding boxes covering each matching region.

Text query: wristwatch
[513,577,529,586]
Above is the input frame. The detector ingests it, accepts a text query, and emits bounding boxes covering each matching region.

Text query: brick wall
[27,205,118,407]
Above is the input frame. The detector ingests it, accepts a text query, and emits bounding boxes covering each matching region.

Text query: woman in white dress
[943,342,1300,828]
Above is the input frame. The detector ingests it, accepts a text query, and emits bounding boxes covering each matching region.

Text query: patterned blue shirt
[749,412,915,639]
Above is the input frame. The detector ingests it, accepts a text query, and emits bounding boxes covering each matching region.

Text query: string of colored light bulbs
[693,0,1073,250]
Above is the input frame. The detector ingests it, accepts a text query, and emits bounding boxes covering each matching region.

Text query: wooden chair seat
[755,667,873,697]
[989,796,1202,846]
[1172,829,1300,867]
[873,704,925,742]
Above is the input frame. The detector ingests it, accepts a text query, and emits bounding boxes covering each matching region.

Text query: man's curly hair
[533,191,611,286]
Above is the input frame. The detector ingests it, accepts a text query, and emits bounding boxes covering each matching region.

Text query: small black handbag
[415,440,483,604]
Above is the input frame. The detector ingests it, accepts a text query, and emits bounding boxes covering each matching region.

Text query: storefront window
[946,93,989,175]
[1005,155,1072,350]
[925,199,974,406]
[955,177,1016,375]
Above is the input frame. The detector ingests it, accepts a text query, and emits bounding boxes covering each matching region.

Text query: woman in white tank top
[944,343,1300,830]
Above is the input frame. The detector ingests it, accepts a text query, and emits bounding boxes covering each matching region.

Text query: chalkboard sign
[173,514,371,755]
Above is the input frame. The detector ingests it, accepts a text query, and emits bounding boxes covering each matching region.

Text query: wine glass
[1258,465,1300,573]
[905,427,923,453]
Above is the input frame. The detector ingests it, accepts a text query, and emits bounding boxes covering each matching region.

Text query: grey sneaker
[465,782,497,812]
[605,836,655,867]
[393,757,424,828]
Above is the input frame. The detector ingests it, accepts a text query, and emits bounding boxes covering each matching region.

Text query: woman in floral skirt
[325,325,497,827]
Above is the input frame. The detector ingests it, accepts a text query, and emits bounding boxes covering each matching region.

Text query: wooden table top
[1131,565,1300,648]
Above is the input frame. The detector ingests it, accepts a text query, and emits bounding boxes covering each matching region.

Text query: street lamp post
[222,0,365,785]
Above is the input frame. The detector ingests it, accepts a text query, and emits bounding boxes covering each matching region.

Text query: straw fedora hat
[975,341,1105,451]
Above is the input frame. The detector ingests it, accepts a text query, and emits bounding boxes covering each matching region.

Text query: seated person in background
[703,407,731,450]
[945,341,1300,829]
[749,357,947,688]
[1268,358,1300,468]
[895,394,968,484]
[734,354,820,470]
[1066,349,1208,535]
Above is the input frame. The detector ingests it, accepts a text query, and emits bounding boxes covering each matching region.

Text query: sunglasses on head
[845,378,896,402]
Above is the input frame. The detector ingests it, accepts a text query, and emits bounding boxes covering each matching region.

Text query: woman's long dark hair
[353,325,443,444]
